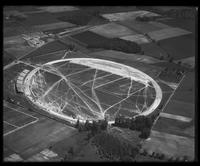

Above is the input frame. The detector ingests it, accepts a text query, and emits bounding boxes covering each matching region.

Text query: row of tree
[75,119,108,136]
[113,114,160,139]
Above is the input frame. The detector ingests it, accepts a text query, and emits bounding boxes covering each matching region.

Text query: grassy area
[159,18,195,35]
[71,31,109,46]
[153,117,194,138]
[72,31,142,54]
[20,40,69,60]
[170,71,195,104]
[79,6,138,14]
[52,10,107,26]
[3,51,16,66]
[89,22,135,38]
[119,20,163,34]
[164,100,194,118]
[158,34,195,60]
[142,130,194,160]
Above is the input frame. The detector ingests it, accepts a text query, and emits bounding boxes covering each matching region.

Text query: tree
[169,57,174,63]
[178,61,182,65]
[120,155,134,161]
[131,147,139,158]
[100,119,108,130]
[68,146,74,156]
[92,10,100,17]
[84,119,90,131]
[160,55,164,60]
[91,121,98,135]
[159,153,165,160]
[139,127,151,139]
[75,119,80,129]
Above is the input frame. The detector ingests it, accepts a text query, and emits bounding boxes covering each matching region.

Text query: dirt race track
[3,6,196,161]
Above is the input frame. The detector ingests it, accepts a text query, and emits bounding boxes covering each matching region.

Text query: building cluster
[22,34,45,48]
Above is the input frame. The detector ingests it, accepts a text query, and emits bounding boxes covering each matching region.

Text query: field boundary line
[25,49,69,60]
[4,104,39,121]
[152,74,186,127]
[159,112,192,122]
[151,130,194,140]
[3,121,18,128]
[3,119,39,137]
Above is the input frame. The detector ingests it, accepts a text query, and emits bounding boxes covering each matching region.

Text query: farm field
[153,117,194,138]
[147,27,191,41]
[4,104,77,159]
[101,10,160,22]
[53,10,107,26]
[158,34,195,60]
[79,6,138,14]
[159,18,195,35]
[118,20,169,34]
[143,70,195,160]
[172,71,195,103]
[71,31,109,46]
[163,100,194,118]
[3,6,196,162]
[19,12,62,26]
[120,34,150,44]
[142,130,194,160]
[4,35,36,59]
[141,42,168,59]
[20,40,69,60]
[88,50,163,64]
[3,51,17,66]
[3,25,34,38]
[32,21,76,32]
[89,22,136,38]
[4,6,41,12]
[37,6,79,13]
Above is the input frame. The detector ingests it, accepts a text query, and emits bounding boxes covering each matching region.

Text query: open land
[3,6,196,162]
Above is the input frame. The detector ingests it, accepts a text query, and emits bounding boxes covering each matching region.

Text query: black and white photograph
[3,6,197,162]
